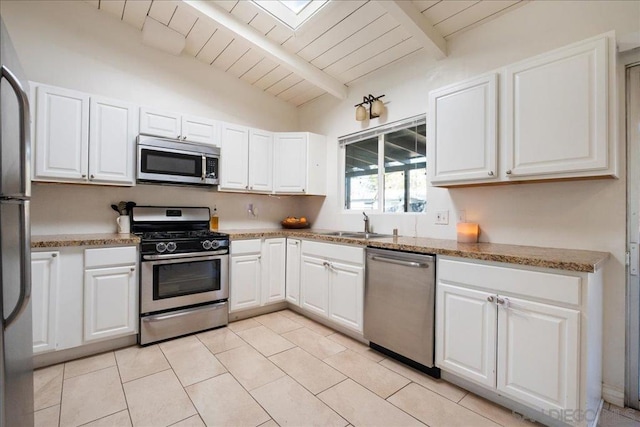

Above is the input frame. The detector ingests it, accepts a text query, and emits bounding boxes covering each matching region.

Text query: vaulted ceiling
[83,0,527,107]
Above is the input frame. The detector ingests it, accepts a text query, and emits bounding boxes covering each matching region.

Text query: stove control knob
[210,240,220,250]
[156,242,167,253]
[166,242,177,252]
[202,240,212,250]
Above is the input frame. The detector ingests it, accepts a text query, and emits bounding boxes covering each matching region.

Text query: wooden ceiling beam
[181,0,348,99]
[378,0,447,59]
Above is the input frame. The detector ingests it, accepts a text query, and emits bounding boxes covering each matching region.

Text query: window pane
[345,137,378,210]
[382,124,426,213]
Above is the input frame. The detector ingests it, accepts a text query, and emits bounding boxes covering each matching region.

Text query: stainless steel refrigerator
[0,16,34,427]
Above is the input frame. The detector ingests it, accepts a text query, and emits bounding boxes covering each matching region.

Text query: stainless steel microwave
[137,135,220,186]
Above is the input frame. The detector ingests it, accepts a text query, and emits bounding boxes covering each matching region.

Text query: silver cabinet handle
[1,65,31,197]
[130,267,135,272]
[496,297,510,308]
[52,253,57,258]
[82,174,86,178]
[487,296,494,303]
[506,170,512,175]
[90,174,95,179]
[245,185,249,189]
[322,261,329,267]
[488,171,494,176]
[178,135,182,139]
[183,136,187,140]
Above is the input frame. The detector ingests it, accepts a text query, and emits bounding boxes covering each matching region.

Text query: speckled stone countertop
[223,229,609,273]
[31,233,140,248]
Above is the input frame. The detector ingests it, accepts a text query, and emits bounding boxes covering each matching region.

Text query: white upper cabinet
[273,132,326,195]
[182,115,219,145]
[428,74,498,184]
[32,84,137,186]
[504,36,610,179]
[428,33,615,187]
[140,108,219,146]
[139,107,181,139]
[220,122,250,191]
[248,129,274,192]
[89,96,137,185]
[34,85,89,181]
[220,124,276,193]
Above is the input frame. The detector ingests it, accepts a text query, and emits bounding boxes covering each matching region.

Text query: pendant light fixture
[355,94,385,121]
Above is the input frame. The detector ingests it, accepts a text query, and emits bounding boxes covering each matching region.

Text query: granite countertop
[223,229,609,273]
[31,233,140,248]
[30,229,609,273]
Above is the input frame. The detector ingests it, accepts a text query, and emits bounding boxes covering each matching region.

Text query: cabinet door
[504,36,609,178]
[428,74,498,185]
[139,107,181,139]
[31,252,59,354]
[248,129,273,192]
[182,115,219,145]
[274,133,307,193]
[89,96,137,185]
[435,283,497,388]
[496,296,579,411]
[262,238,286,304]
[328,261,363,332]
[34,85,89,181]
[229,254,261,312]
[300,255,329,317]
[220,123,249,190]
[285,239,301,305]
[84,265,137,342]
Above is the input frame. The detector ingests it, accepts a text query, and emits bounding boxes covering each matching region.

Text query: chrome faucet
[363,212,370,233]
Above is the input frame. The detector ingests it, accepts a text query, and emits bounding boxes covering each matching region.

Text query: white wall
[1,0,313,233]
[298,0,640,404]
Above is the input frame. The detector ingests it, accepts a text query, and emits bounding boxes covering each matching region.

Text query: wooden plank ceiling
[84,0,526,107]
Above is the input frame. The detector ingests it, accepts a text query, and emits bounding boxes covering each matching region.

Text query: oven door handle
[142,302,227,322]
[142,250,228,261]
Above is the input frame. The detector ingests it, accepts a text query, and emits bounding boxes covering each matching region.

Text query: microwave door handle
[201,155,206,181]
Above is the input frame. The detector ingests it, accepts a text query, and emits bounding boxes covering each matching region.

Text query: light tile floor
[32,309,634,427]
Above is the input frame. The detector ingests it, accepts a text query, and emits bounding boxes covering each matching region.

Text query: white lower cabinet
[299,240,364,332]
[230,238,285,312]
[436,283,497,388]
[31,245,138,355]
[285,239,301,305]
[435,257,599,425]
[31,251,60,354]
[84,264,137,342]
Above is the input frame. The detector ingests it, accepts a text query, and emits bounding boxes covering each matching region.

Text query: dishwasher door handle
[369,255,430,268]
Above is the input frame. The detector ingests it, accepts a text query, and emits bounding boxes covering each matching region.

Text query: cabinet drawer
[85,246,137,268]
[231,239,262,254]
[438,258,581,306]
[301,240,364,265]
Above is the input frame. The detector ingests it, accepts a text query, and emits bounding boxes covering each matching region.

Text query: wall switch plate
[457,210,467,223]
[435,210,449,225]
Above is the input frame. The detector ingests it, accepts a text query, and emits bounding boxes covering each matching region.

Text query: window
[341,115,427,213]
[252,0,329,30]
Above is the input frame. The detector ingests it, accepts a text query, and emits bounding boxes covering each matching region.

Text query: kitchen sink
[317,231,393,239]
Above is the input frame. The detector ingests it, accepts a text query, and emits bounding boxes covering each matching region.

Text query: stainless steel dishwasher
[364,248,440,378]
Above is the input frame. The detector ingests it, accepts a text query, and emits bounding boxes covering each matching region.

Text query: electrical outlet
[457,210,467,223]
[435,210,449,225]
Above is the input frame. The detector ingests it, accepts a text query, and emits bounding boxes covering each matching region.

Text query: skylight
[280,0,312,14]
[252,0,329,31]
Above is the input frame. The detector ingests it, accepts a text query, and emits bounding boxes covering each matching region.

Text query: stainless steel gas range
[131,206,229,345]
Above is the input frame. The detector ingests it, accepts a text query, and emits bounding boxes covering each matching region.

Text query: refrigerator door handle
[3,201,31,328]
[1,64,31,198]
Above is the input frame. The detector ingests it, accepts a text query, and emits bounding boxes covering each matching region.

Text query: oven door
[138,145,213,185]
[141,252,229,314]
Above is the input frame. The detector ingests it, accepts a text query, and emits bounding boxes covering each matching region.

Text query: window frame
[339,114,427,215]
